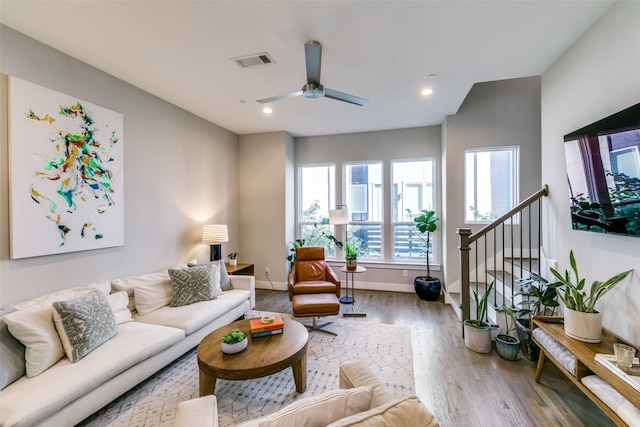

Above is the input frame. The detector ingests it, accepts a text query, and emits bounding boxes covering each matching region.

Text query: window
[297,158,437,265]
[299,164,337,255]
[345,163,382,259]
[465,147,518,223]
[392,159,435,261]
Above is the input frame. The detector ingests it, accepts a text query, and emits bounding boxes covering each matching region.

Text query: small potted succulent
[227,252,238,266]
[221,328,247,354]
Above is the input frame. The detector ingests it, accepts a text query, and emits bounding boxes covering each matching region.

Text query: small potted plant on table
[221,328,247,354]
[345,243,358,270]
[227,252,238,266]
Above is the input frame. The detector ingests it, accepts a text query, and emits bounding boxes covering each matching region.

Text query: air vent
[231,52,275,68]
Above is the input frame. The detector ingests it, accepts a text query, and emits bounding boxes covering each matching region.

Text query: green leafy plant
[221,329,246,344]
[459,281,495,329]
[344,243,358,260]
[227,252,238,260]
[549,250,633,313]
[408,209,439,279]
[514,272,560,321]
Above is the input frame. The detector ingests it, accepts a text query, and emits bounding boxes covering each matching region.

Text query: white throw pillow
[3,305,64,377]
[134,281,173,316]
[112,271,171,312]
[107,291,133,325]
[258,386,374,427]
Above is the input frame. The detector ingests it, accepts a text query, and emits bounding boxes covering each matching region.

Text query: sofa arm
[229,275,255,309]
[173,395,218,427]
[339,360,394,407]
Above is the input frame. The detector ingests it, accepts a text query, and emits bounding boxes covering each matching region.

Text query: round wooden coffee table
[197,318,308,396]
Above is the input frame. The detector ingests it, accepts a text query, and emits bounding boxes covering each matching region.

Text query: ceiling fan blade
[257,90,304,104]
[324,88,369,106]
[305,40,322,85]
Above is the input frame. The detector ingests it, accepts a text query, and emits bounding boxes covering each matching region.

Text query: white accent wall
[541,1,640,344]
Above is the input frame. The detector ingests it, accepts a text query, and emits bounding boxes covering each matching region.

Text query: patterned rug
[77,312,414,427]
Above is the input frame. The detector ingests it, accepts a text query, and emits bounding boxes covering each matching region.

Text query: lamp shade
[329,207,349,225]
[202,224,229,244]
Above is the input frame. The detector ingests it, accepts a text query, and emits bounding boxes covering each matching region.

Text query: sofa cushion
[257,385,374,427]
[0,305,26,389]
[134,280,173,316]
[111,271,171,312]
[134,289,251,335]
[339,359,394,407]
[327,395,439,427]
[0,321,185,427]
[169,264,219,307]
[53,290,118,363]
[4,304,65,377]
[218,260,232,291]
[108,291,133,325]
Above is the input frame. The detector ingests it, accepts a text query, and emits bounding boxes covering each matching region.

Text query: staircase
[452,186,549,331]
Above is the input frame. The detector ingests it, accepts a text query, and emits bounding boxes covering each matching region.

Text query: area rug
[77,312,414,427]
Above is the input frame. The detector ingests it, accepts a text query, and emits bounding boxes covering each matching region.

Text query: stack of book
[249,316,284,338]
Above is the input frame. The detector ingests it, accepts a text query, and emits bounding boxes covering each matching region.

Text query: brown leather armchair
[288,246,340,300]
[288,247,341,334]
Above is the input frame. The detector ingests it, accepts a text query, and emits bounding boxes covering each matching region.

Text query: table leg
[199,370,217,396]
[292,353,307,393]
[534,351,546,383]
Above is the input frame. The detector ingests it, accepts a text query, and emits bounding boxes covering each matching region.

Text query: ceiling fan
[257,40,368,106]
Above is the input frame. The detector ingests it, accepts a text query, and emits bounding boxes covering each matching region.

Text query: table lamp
[202,224,229,261]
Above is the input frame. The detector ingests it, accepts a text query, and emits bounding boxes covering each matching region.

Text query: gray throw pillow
[0,305,26,389]
[218,260,232,291]
[52,290,118,363]
[169,264,216,307]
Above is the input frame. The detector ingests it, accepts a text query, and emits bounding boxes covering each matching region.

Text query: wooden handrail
[467,185,549,244]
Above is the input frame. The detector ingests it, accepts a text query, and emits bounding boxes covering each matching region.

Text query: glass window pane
[465,148,518,223]
[348,223,381,259]
[346,163,382,222]
[392,160,434,221]
[301,165,335,222]
[394,223,430,261]
[301,223,337,257]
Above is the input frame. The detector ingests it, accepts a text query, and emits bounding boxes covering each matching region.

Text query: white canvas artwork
[9,76,124,259]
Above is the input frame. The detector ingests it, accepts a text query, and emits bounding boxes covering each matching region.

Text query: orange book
[250,316,284,333]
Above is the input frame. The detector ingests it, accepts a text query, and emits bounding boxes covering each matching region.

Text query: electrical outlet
[265,267,270,275]
[402,270,408,277]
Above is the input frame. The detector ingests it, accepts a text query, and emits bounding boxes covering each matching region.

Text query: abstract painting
[9,76,124,259]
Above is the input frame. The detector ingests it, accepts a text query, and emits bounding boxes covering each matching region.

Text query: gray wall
[442,76,542,293]
[541,1,640,344]
[0,25,240,304]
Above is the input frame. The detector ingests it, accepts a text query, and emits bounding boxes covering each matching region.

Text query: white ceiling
[1,1,615,137]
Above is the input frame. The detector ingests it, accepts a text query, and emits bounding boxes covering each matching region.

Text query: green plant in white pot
[550,250,633,343]
[459,281,496,353]
[409,209,442,301]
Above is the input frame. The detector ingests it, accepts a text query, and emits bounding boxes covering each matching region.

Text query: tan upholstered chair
[288,247,341,334]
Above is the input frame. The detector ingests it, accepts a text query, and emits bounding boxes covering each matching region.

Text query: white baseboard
[255,280,415,293]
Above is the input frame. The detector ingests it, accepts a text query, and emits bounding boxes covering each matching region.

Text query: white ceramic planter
[564,307,602,343]
[228,259,237,266]
[221,337,247,354]
[463,321,493,353]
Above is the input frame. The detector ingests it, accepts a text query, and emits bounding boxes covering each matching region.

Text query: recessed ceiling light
[421,88,434,96]
[263,107,273,114]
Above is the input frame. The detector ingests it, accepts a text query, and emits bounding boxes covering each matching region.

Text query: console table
[225,263,254,276]
[532,316,640,426]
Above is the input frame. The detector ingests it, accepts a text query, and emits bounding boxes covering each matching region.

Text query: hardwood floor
[255,288,614,427]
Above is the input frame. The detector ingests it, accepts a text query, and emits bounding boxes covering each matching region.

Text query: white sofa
[173,359,439,427]
[0,262,255,427]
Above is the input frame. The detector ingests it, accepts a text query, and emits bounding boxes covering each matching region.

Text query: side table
[339,266,366,317]
[225,263,254,276]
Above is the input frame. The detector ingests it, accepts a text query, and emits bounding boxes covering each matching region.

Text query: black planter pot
[414,276,441,301]
[514,319,540,361]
